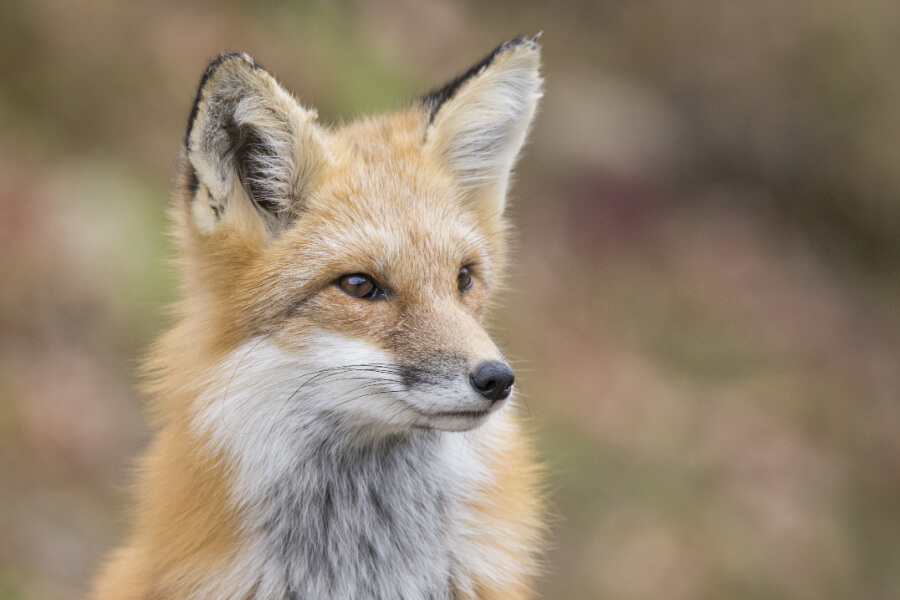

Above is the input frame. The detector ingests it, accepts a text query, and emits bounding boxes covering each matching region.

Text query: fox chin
[91,36,545,600]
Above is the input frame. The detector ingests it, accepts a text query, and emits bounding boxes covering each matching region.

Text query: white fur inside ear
[190,185,219,235]
[185,55,327,236]
[425,44,543,216]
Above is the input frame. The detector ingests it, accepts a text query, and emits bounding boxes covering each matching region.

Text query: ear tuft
[184,53,327,236]
[185,53,262,147]
[422,36,543,218]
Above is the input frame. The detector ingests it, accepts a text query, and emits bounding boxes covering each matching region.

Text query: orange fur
[467,418,546,599]
[92,39,544,599]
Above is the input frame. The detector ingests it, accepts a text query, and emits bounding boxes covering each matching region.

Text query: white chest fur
[189,336,498,599]
[252,430,478,599]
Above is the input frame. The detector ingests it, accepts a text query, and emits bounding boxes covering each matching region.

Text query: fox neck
[179,335,491,599]
[244,428,468,598]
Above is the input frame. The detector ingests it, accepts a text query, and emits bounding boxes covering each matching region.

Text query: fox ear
[423,37,543,218]
[184,53,328,237]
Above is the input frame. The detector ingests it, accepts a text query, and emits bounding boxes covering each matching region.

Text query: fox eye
[457,266,473,292]
[337,274,386,300]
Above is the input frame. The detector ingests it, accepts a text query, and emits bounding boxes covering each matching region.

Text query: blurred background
[1,1,899,598]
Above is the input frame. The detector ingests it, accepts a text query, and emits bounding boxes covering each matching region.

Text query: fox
[90,36,544,600]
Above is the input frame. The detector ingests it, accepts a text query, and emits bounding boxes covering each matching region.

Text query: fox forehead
[278,112,496,287]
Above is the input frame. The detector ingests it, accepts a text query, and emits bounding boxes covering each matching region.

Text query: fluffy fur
[91,36,544,599]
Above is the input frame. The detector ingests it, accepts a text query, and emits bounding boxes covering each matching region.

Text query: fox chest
[245,435,472,600]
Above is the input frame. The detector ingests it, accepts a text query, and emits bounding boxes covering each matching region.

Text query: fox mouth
[409,407,496,432]
[429,409,491,420]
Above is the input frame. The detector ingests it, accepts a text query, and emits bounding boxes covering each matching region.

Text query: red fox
[91,36,544,599]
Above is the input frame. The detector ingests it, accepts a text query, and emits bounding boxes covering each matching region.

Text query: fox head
[172,38,542,439]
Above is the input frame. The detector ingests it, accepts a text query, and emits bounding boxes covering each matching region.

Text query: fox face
[90,39,545,600]
[177,39,542,440]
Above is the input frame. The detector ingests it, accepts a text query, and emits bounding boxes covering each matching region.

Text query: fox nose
[469,362,515,403]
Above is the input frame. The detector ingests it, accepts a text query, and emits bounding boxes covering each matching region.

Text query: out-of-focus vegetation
[1,1,898,598]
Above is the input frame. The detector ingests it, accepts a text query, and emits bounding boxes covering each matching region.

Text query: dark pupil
[458,268,471,290]
[343,275,373,297]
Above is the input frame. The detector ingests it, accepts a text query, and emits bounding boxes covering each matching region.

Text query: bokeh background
[2,1,900,598]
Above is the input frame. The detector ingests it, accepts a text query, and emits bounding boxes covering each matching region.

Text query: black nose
[469,362,515,403]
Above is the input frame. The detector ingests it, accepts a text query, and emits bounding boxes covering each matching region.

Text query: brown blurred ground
[1,1,899,599]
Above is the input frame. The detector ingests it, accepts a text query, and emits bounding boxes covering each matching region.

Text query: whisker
[220,332,275,435]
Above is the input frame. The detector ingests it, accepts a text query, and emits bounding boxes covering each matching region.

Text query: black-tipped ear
[423,36,528,124]
[185,53,328,236]
[422,37,543,220]
[185,52,254,148]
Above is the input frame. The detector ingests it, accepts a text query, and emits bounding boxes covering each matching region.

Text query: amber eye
[336,274,385,300]
[457,266,473,292]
